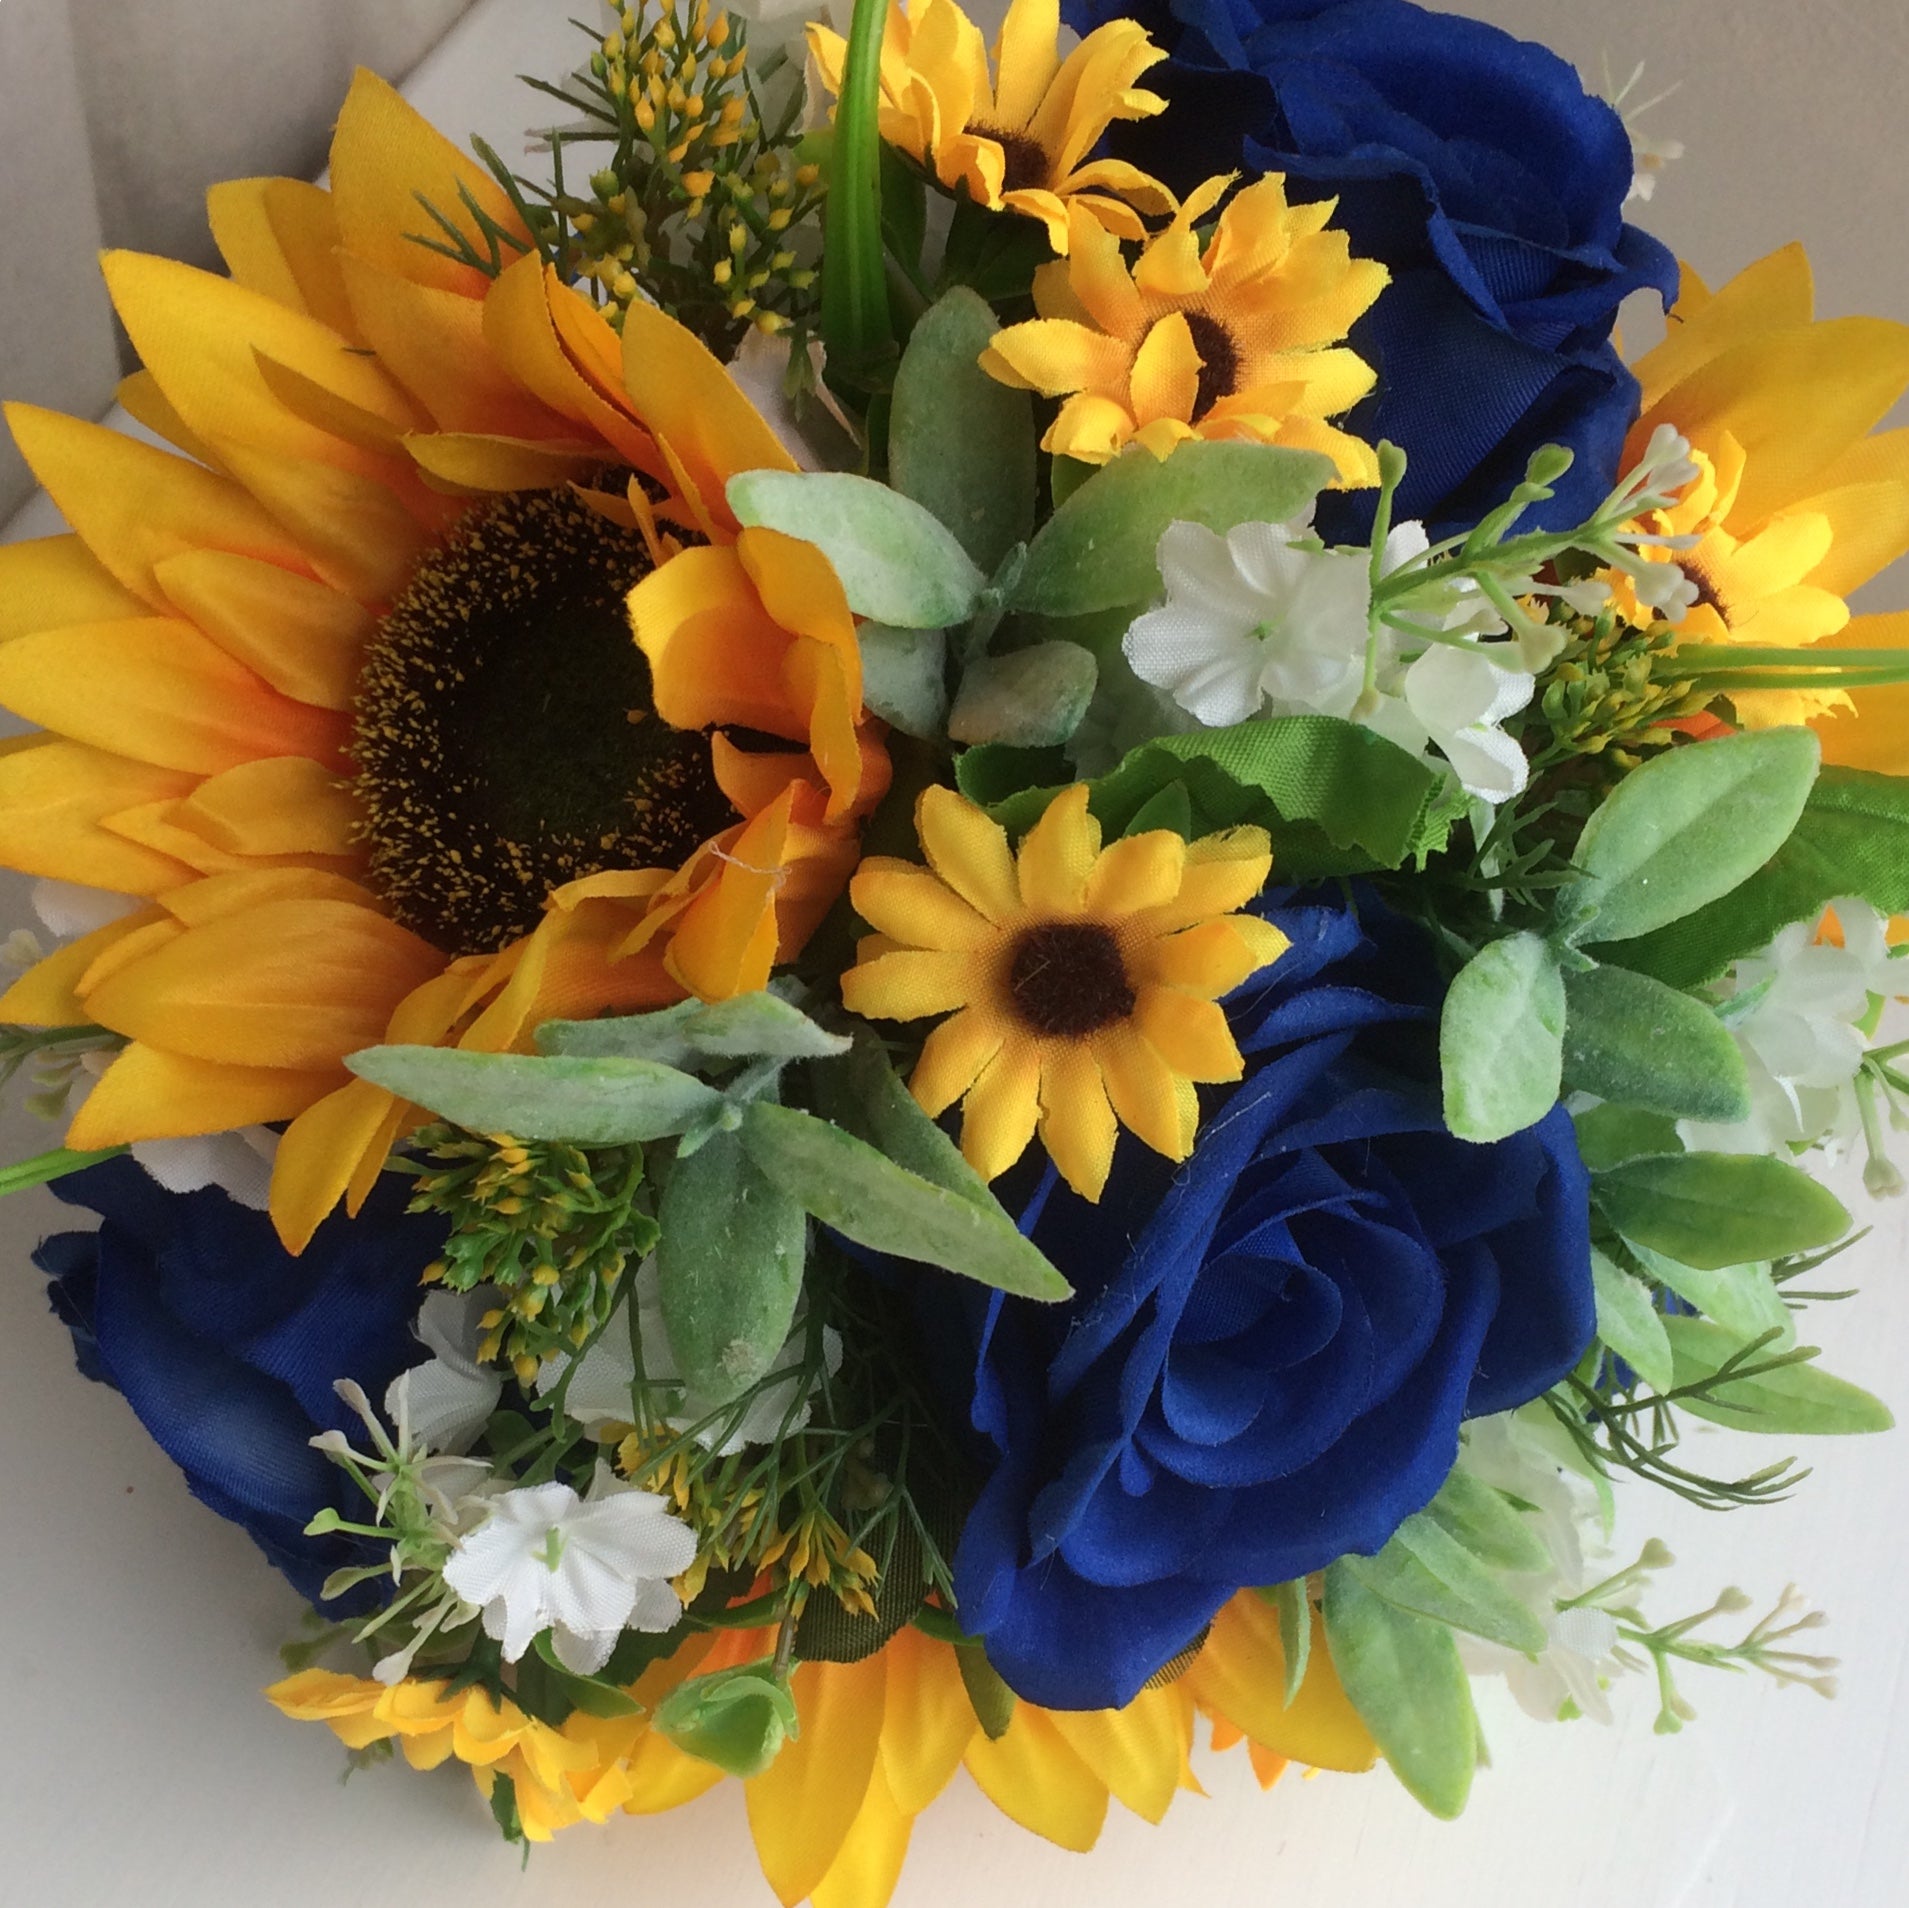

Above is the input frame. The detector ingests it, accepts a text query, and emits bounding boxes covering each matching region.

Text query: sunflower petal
[1133,917,1277,997]
[1047,1686,1193,1826]
[1094,1020,1193,1160]
[270,1075,407,1254]
[910,1006,1006,1117]
[851,860,996,951]
[1016,783,1098,914]
[1082,828,1186,916]
[874,1628,977,1815]
[1038,1041,1118,1199]
[963,1705,1109,1853]
[959,1039,1043,1180]
[69,1044,345,1153]
[915,786,1022,923]
[0,536,147,643]
[842,948,980,1021]
[1133,986,1243,1082]
[0,739,194,893]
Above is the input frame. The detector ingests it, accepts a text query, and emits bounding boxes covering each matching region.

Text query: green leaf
[738,1101,1071,1300]
[857,622,949,739]
[652,1663,801,1778]
[346,1045,723,1144]
[1560,963,1749,1122]
[888,286,1037,574]
[1011,441,1334,617]
[1439,933,1565,1142]
[529,1632,645,1718]
[1629,1242,1792,1345]
[656,1125,809,1406]
[726,470,986,628]
[538,992,850,1067]
[1425,1466,1549,1576]
[1594,1151,1850,1269]
[955,1641,1018,1740]
[1662,1315,1894,1434]
[948,642,1098,747]
[1323,1560,1477,1819]
[1343,1514,1547,1655]
[817,0,894,399]
[1259,1579,1312,1704]
[1590,1247,1675,1392]
[1605,767,1909,989]
[1125,780,1194,840]
[1570,1103,1684,1173]
[1572,727,1821,945]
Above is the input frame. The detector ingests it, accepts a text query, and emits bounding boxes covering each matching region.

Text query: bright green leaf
[1573,727,1820,945]
[1426,1465,1549,1576]
[1594,1150,1850,1269]
[1323,1561,1477,1819]
[1561,963,1749,1122]
[1662,1314,1894,1434]
[1343,1515,1547,1655]
[1259,1579,1313,1704]
[947,642,1098,747]
[889,286,1037,573]
[956,1641,1018,1740]
[529,1632,645,1718]
[656,1125,809,1406]
[1012,441,1333,617]
[1630,1242,1792,1345]
[1439,933,1565,1142]
[652,1663,800,1778]
[858,622,949,739]
[738,1101,1071,1300]
[1590,1247,1675,1392]
[1570,1103,1684,1173]
[726,469,986,628]
[346,1045,722,1144]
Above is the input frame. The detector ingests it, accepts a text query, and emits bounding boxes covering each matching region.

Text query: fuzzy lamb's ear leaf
[1594,1150,1850,1269]
[858,622,950,739]
[948,642,1098,747]
[1439,932,1565,1142]
[1571,727,1820,946]
[346,1046,724,1144]
[1010,440,1334,617]
[1323,1560,1477,1820]
[889,286,1038,574]
[726,469,987,628]
[1562,961,1750,1121]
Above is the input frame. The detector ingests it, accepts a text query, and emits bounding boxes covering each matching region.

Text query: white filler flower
[443,1472,697,1674]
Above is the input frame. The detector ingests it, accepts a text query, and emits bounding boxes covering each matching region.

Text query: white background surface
[3,1,1908,1904]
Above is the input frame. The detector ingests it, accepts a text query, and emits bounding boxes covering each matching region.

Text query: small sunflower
[980,173,1389,478]
[808,0,1175,252]
[840,784,1286,1200]
[0,71,888,1252]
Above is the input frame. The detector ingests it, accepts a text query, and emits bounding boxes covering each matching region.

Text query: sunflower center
[973,125,1050,195]
[351,486,739,957]
[1007,922,1136,1039]
[1183,310,1241,421]
[1679,554,1736,627]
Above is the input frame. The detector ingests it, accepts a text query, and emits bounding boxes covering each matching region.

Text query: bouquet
[4,0,1905,1897]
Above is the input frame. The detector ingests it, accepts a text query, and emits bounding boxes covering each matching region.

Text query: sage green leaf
[1344,1515,1547,1655]
[1590,1248,1675,1392]
[1607,767,1909,989]
[1426,1466,1549,1576]
[1570,1102,1684,1173]
[1662,1314,1894,1434]
[1630,1241,1792,1345]
[1595,1151,1850,1269]
[726,469,986,628]
[528,1632,644,1719]
[1324,1560,1477,1820]
[656,1126,809,1406]
[652,1664,800,1778]
[956,1641,1018,1740]
[1258,1579,1312,1704]
[346,1045,722,1144]
[1012,441,1334,617]
[738,1101,1071,1300]
[1560,963,1749,1122]
[1573,727,1820,945]
[539,991,848,1068]
[1439,933,1565,1142]
[948,642,1098,747]
[888,286,1037,573]
[858,622,949,739]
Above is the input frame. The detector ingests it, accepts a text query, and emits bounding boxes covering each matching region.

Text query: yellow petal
[68,1043,343,1150]
[1047,1686,1193,1825]
[116,370,225,470]
[959,1038,1043,1180]
[1038,1041,1118,1199]
[1133,917,1277,997]
[0,906,166,1025]
[842,948,981,1021]
[963,1704,1109,1852]
[1082,828,1186,917]
[404,430,605,494]
[1094,1020,1194,1160]
[0,535,145,643]
[1802,472,1909,598]
[1129,313,1203,428]
[270,1075,409,1254]
[1042,392,1139,464]
[172,757,360,861]
[910,1006,1007,1117]
[746,1655,887,1908]
[1016,783,1099,914]
[1133,987,1244,1083]
[1633,242,1813,415]
[874,1629,977,1815]
[983,317,1134,399]
[153,549,372,712]
[851,860,996,951]
[207,177,359,339]
[0,739,194,893]
[810,1757,914,1908]
[991,0,1063,126]
[1814,610,1909,772]
[1130,827,1272,936]
[915,785,1022,923]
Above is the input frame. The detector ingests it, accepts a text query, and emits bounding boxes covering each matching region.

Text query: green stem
[0,1144,128,1198]
[818,0,894,405]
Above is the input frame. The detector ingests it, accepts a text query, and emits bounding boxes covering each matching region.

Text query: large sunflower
[271,1591,1377,1901]
[0,71,888,1251]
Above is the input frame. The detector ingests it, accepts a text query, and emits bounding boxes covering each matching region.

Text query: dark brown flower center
[1183,310,1241,421]
[1680,555,1735,627]
[972,125,1050,195]
[1007,922,1136,1039]
[351,485,739,958]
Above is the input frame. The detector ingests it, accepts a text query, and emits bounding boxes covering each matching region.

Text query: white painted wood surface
[2,1,1906,1902]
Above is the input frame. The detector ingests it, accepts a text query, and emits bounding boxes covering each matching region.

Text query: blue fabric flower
[36,1159,446,1610]
[949,895,1594,1710]
[1064,0,1679,536]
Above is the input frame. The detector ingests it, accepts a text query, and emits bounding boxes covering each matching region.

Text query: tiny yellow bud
[771,249,796,270]
[753,310,787,335]
[635,98,657,132]
[685,91,706,118]
[708,12,731,46]
[656,20,676,47]
[712,259,733,286]
[767,207,792,231]
[419,1259,448,1286]
[729,296,757,318]
[795,163,821,188]
[532,1264,562,1287]
[667,138,693,163]
[667,79,688,111]
[514,1352,543,1386]
[728,221,749,255]
[613,270,638,300]
[604,30,626,58]
[683,168,715,198]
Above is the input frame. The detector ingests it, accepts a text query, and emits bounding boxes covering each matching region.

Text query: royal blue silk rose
[1064,0,1680,536]
[37,1159,447,1609]
[949,896,1595,1711]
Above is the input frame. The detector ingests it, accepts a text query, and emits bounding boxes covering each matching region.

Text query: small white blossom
[443,1469,697,1673]
[130,1128,278,1211]
[1363,643,1536,802]
[1601,61,1686,205]
[386,1291,505,1456]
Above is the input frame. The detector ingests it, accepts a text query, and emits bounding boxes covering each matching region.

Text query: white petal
[131,1129,276,1210]
[1124,609,1267,726]
[626,1576,687,1633]
[32,878,141,938]
[1379,520,1430,572]
[1439,724,1531,802]
[387,1356,501,1457]
[550,1624,622,1677]
[1222,518,1311,600]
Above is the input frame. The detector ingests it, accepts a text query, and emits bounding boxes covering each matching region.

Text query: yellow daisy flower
[980,173,1389,478]
[1619,242,1909,743]
[0,70,888,1252]
[839,784,1287,1200]
[808,0,1175,252]
[271,1592,1377,1902]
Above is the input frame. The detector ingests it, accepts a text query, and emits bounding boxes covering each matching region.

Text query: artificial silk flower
[442,1469,697,1674]
[980,173,1387,476]
[842,784,1286,1198]
[1362,645,1536,803]
[808,0,1175,251]
[385,1291,505,1458]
